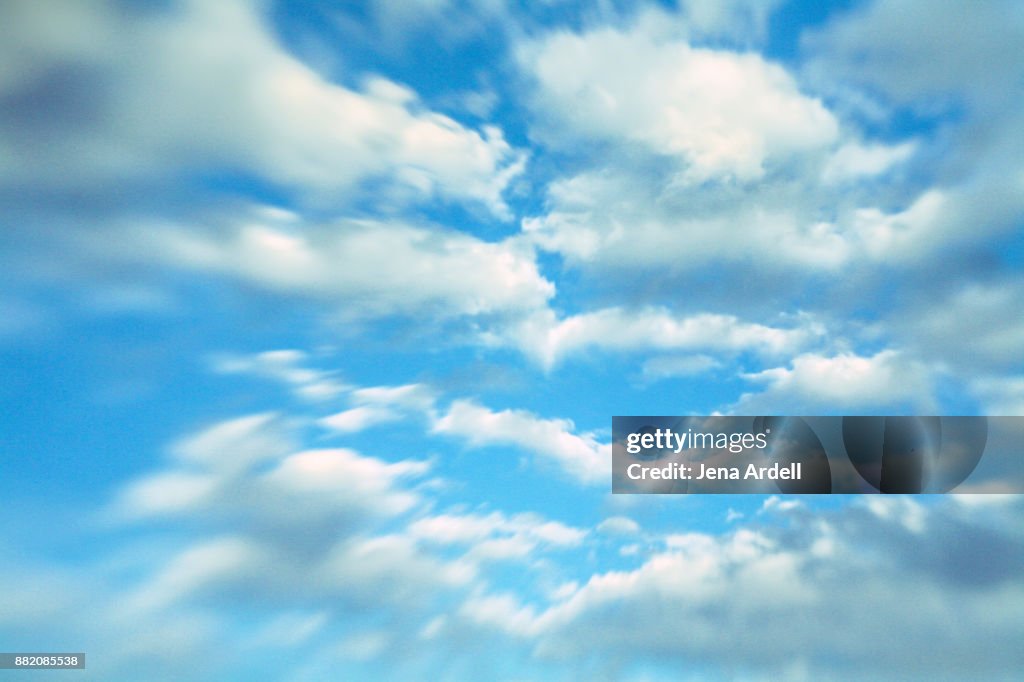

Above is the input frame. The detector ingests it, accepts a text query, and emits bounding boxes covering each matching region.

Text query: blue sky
[1,0,1023,679]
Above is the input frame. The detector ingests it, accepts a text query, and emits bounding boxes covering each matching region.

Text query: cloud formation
[494,307,821,369]
[433,399,610,484]
[456,497,1024,680]
[734,350,936,414]
[110,208,555,319]
[519,19,838,183]
[0,0,523,213]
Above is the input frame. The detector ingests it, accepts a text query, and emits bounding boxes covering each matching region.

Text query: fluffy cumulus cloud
[523,167,844,271]
[7,410,454,679]
[0,0,523,213]
[432,399,610,484]
[455,497,1024,680]
[512,3,1023,355]
[5,356,1024,679]
[492,307,821,369]
[210,353,612,487]
[733,350,936,414]
[519,146,1003,280]
[518,18,839,183]
[77,406,595,677]
[802,0,1024,251]
[116,413,429,523]
[101,207,554,319]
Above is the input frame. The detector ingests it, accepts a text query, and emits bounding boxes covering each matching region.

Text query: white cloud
[20,395,1024,681]
[0,0,523,213]
[822,140,915,183]
[100,413,485,668]
[351,383,437,412]
[117,414,430,528]
[760,495,805,514]
[799,0,1024,265]
[119,210,554,319]
[409,510,586,566]
[456,498,1024,679]
[861,496,927,534]
[172,413,293,474]
[319,406,400,433]
[213,349,346,401]
[320,382,437,433]
[848,189,951,261]
[113,408,592,601]
[522,153,1002,279]
[512,10,1022,294]
[2,2,1022,679]
[492,307,819,369]
[596,516,640,535]
[408,512,510,545]
[432,399,610,484]
[734,350,935,413]
[262,448,427,518]
[519,21,838,183]
[521,167,857,272]
[93,406,611,677]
